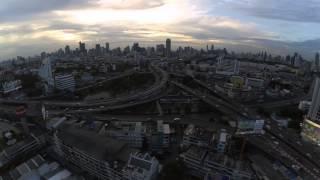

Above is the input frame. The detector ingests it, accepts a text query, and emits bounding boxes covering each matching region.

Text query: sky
[0,0,320,60]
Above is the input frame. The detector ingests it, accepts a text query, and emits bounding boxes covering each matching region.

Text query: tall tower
[39,57,54,89]
[308,78,320,121]
[315,53,320,72]
[166,38,171,57]
[79,41,86,55]
[105,42,110,53]
[65,45,71,55]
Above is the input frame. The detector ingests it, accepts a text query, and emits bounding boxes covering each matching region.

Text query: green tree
[160,160,187,180]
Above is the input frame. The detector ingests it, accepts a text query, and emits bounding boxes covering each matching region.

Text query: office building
[79,41,87,55]
[54,74,76,92]
[96,44,101,56]
[166,38,171,57]
[302,77,320,145]
[307,77,320,121]
[38,57,55,94]
[156,44,165,56]
[313,53,319,72]
[106,42,110,53]
[52,119,160,180]
[65,45,71,55]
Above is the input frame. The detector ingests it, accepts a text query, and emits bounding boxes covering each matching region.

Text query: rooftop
[184,124,214,140]
[57,121,138,163]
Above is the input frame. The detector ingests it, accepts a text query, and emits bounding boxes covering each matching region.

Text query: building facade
[54,74,76,92]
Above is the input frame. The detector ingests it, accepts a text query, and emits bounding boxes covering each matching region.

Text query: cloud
[0,0,98,22]
[217,0,320,23]
[99,0,165,9]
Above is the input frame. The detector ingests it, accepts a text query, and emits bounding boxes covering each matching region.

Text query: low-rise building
[145,120,171,154]
[103,121,144,148]
[0,154,82,180]
[180,146,253,179]
[245,77,264,89]
[52,119,161,180]
[182,124,214,148]
[123,152,160,180]
[0,134,46,168]
[298,101,311,112]
[0,80,22,95]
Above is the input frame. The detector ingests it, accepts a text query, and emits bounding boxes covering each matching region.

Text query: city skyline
[1,0,320,60]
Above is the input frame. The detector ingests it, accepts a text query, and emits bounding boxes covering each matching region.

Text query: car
[174,117,181,122]
[307,153,312,158]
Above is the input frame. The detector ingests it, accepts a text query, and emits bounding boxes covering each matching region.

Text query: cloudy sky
[1,0,320,60]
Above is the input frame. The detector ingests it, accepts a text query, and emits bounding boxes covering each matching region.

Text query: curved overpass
[0,63,169,113]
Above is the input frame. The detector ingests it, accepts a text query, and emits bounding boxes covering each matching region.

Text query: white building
[0,80,22,94]
[308,78,320,121]
[38,58,55,93]
[123,152,160,180]
[299,100,311,112]
[54,74,75,92]
[216,129,228,153]
[302,77,320,145]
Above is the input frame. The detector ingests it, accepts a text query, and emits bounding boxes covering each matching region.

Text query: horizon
[1,0,320,60]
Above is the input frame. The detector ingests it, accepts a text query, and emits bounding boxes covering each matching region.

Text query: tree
[160,160,187,180]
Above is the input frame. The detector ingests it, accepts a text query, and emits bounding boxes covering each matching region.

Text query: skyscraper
[39,57,55,94]
[166,38,171,57]
[95,44,101,56]
[105,42,110,53]
[308,78,320,121]
[65,45,71,55]
[79,41,86,55]
[315,52,320,72]
[302,77,320,145]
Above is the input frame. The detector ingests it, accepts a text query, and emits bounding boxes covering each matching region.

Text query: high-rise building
[39,57,55,93]
[105,42,110,53]
[54,74,76,92]
[95,44,101,56]
[156,44,165,56]
[79,41,86,55]
[314,53,320,72]
[65,45,71,55]
[166,38,171,57]
[132,42,140,52]
[302,78,320,145]
[307,78,320,120]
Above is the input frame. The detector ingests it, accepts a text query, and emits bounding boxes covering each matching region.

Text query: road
[0,63,169,114]
[174,74,320,179]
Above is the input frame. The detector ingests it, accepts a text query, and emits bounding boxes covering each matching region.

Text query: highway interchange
[0,59,320,179]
